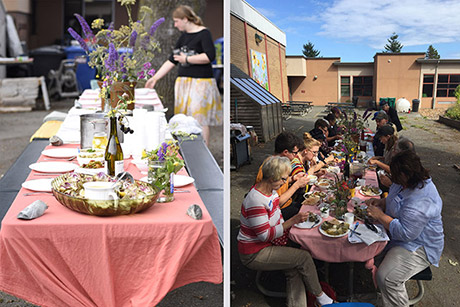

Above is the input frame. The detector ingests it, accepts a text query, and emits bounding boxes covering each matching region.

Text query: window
[436,74,460,97]
[422,74,434,97]
[352,76,373,97]
[341,76,350,97]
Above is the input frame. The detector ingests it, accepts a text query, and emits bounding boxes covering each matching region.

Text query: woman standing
[366,150,444,306]
[238,156,335,307]
[146,5,222,145]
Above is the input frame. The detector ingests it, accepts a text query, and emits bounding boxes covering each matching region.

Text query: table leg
[348,262,354,301]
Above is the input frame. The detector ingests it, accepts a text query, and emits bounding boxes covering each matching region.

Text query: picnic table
[289,141,387,300]
[324,102,354,113]
[0,104,223,306]
[282,101,312,119]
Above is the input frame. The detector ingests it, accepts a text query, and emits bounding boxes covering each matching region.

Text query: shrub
[445,102,460,120]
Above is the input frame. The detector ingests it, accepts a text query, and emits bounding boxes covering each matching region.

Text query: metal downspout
[432,60,440,109]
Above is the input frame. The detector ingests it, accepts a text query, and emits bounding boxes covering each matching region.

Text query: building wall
[30,0,63,49]
[338,65,374,104]
[230,14,288,102]
[420,63,460,109]
[203,0,223,41]
[289,58,339,105]
[374,53,423,108]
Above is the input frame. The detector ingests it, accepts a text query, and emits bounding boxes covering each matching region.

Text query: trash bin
[368,100,377,110]
[230,128,251,170]
[65,46,96,91]
[412,99,420,112]
[29,45,66,82]
[388,97,396,108]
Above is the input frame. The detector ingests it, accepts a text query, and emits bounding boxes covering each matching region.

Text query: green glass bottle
[105,116,124,176]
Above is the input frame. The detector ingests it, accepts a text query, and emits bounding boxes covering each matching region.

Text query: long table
[0,143,222,306]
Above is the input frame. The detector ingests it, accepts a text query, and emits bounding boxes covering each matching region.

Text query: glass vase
[148,160,174,203]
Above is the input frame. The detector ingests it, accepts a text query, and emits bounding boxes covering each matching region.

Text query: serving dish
[319,219,350,238]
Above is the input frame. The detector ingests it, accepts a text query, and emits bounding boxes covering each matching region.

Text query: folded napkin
[348,224,389,246]
[17,200,48,220]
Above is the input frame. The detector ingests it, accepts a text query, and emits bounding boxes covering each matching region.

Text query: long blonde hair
[303,132,321,150]
[173,5,204,26]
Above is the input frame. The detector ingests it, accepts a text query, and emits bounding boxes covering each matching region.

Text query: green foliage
[302,41,320,57]
[425,45,440,59]
[454,85,460,102]
[445,102,460,120]
[383,32,403,53]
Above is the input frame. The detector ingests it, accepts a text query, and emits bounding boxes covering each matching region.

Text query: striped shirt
[237,186,285,255]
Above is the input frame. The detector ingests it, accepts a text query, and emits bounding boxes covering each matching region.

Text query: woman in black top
[146,5,222,145]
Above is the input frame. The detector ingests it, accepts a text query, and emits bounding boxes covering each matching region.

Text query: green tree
[140,0,206,119]
[383,32,403,53]
[426,45,441,59]
[302,41,320,57]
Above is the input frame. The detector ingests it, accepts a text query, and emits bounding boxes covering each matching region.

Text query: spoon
[111,171,135,188]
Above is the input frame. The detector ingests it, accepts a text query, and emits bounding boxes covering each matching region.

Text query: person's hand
[173,52,187,64]
[364,198,380,207]
[367,204,385,220]
[314,169,326,177]
[292,172,305,181]
[290,212,309,225]
[145,77,157,89]
[294,174,309,188]
[368,157,378,165]
[379,174,392,187]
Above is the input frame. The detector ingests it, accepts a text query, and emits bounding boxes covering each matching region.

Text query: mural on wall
[250,49,269,90]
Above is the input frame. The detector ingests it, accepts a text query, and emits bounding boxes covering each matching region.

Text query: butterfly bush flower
[67,28,89,52]
[74,14,94,39]
[129,31,138,47]
[149,17,165,36]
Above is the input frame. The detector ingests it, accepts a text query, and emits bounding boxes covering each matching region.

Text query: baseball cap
[379,124,395,136]
[380,101,389,107]
[372,110,388,121]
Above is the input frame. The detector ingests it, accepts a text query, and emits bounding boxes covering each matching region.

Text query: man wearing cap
[381,101,403,132]
[372,111,389,156]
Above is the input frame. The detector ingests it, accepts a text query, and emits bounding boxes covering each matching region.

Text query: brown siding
[202,0,223,41]
[230,15,248,75]
[374,54,422,105]
[290,58,339,106]
[30,0,63,49]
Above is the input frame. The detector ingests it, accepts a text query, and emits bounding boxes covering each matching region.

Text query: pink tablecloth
[0,144,222,307]
[290,167,387,266]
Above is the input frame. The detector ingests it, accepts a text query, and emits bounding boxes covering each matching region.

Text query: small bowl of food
[315,179,333,191]
[131,159,149,173]
[302,194,320,206]
[77,149,104,166]
[306,175,318,185]
[326,166,340,174]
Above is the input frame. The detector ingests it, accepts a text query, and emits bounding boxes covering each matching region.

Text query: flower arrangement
[67,0,164,95]
[336,110,372,157]
[145,141,185,201]
[330,173,353,218]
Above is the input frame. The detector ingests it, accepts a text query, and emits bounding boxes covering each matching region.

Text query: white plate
[295,214,322,229]
[140,176,150,183]
[359,187,383,197]
[42,148,79,158]
[319,222,350,238]
[21,178,53,192]
[29,162,78,173]
[174,175,195,187]
[74,168,106,175]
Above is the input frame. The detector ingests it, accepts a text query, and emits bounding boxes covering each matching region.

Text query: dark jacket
[386,107,403,131]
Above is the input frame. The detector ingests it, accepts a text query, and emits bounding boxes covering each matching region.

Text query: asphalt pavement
[0,98,223,306]
[230,106,460,306]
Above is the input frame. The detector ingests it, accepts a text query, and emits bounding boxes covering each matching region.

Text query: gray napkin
[17,200,48,220]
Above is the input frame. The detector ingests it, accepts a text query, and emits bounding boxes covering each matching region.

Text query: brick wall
[230,14,288,102]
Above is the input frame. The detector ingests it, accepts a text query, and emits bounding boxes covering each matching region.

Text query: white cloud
[317,0,460,49]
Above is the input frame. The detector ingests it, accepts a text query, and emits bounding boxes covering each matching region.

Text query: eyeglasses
[289,149,299,155]
[280,177,288,183]
[309,150,319,155]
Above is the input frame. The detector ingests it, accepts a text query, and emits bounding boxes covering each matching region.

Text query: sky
[244,0,460,62]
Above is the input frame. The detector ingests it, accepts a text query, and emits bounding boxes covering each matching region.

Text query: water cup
[344,212,354,225]
[320,207,330,218]
[83,182,119,201]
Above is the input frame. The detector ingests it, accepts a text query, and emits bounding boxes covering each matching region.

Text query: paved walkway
[231,106,460,306]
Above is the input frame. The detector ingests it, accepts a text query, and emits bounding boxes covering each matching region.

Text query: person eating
[238,156,335,307]
[365,150,444,307]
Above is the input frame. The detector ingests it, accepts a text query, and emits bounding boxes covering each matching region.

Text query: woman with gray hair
[238,156,334,307]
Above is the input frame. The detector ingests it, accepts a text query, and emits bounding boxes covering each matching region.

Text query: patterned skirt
[174,77,223,126]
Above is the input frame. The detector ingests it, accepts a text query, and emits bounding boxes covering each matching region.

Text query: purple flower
[157,142,168,161]
[149,17,165,36]
[137,71,145,79]
[129,31,138,47]
[143,62,152,70]
[343,111,348,121]
[74,14,94,39]
[353,112,357,121]
[104,43,118,72]
[67,28,89,52]
[148,69,156,76]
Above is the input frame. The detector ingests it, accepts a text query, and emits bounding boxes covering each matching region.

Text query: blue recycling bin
[65,46,96,91]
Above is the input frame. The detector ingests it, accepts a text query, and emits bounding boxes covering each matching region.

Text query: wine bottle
[105,116,124,176]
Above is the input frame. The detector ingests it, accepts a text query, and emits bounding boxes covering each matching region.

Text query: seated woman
[301,133,336,176]
[324,113,341,147]
[309,119,333,160]
[238,156,335,307]
[366,150,444,307]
